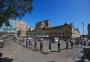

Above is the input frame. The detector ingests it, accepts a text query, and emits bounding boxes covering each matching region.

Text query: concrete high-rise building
[88,24,90,39]
[35,20,51,29]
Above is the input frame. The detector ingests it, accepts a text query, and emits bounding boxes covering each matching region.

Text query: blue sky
[22,0,90,34]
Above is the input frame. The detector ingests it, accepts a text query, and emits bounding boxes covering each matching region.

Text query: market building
[27,23,80,40]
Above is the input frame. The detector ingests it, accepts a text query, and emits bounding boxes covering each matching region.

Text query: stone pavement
[0,40,84,62]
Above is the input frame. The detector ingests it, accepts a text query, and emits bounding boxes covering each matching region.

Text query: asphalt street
[0,39,84,62]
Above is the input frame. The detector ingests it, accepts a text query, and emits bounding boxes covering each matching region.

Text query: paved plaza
[0,39,84,62]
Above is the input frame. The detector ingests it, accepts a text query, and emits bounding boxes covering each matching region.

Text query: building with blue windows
[0,19,16,39]
[88,24,90,39]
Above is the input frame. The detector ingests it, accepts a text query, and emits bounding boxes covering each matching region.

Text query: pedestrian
[49,41,51,52]
[65,40,69,49]
[83,41,86,46]
[26,39,28,47]
[28,39,31,47]
[70,40,73,48]
[80,40,83,48]
[40,41,43,52]
[0,52,3,58]
[58,41,60,52]
[34,39,37,50]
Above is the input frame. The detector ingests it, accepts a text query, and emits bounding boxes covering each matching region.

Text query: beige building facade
[16,21,28,37]
[27,23,80,40]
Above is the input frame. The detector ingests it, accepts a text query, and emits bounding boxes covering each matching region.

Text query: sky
[22,0,90,35]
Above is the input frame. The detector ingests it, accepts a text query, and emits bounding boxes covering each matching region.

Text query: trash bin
[0,40,4,48]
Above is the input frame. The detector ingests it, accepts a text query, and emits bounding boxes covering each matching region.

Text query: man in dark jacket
[65,40,69,49]
[70,40,74,48]
[48,39,52,52]
[40,41,43,52]
[58,40,60,52]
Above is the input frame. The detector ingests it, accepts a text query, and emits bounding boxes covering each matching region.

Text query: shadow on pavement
[47,60,56,62]
[75,56,89,62]
[0,57,13,62]
[33,49,40,52]
[60,48,69,50]
[51,51,59,52]
[41,52,48,55]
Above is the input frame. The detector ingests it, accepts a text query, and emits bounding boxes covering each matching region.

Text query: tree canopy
[0,0,32,27]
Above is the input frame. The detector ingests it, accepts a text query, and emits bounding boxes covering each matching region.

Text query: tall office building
[88,24,90,39]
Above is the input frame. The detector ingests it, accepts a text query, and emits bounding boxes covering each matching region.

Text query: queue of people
[18,37,89,55]
[27,38,70,52]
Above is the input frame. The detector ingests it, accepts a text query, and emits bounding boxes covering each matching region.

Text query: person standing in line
[28,39,31,47]
[21,39,24,46]
[83,40,86,46]
[26,39,28,47]
[40,41,43,52]
[70,39,73,48]
[80,40,83,48]
[30,39,32,47]
[58,40,60,52]
[65,40,69,49]
[49,40,51,52]
[34,39,37,50]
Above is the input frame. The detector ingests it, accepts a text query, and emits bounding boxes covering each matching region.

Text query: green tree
[0,0,32,27]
